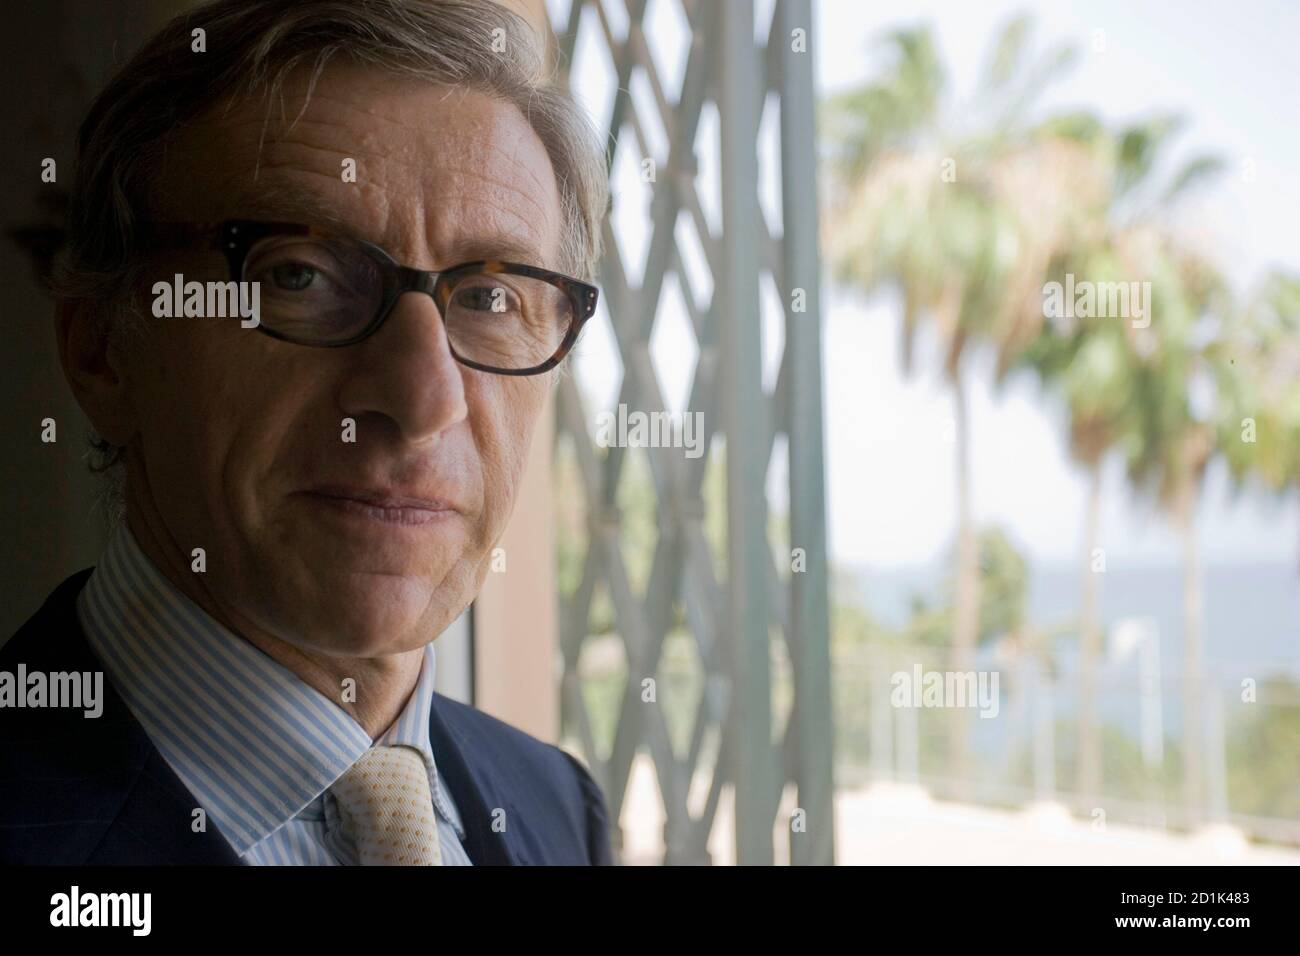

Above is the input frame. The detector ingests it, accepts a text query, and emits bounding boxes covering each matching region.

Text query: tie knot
[330,745,443,865]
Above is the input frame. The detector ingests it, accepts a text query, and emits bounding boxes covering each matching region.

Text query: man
[0,0,612,865]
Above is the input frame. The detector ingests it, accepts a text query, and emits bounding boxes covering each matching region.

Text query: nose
[336,290,468,445]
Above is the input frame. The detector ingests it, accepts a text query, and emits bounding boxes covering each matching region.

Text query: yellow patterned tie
[331,745,443,865]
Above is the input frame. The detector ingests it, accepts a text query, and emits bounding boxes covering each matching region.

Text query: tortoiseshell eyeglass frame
[141,219,600,376]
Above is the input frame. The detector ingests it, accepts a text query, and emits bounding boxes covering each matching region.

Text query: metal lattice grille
[551,0,833,865]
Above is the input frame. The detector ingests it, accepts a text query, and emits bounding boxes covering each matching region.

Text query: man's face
[121,63,562,657]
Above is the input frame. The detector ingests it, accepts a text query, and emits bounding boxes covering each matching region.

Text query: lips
[301,485,463,526]
[310,486,455,510]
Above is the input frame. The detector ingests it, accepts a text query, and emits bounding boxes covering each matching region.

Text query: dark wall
[1,0,190,636]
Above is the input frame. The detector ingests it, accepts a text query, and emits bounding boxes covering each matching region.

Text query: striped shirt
[75,520,472,865]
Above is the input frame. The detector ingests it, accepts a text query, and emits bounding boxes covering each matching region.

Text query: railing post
[718,0,775,866]
[777,0,836,866]
[1032,662,1057,800]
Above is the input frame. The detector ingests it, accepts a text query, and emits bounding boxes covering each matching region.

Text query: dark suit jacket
[0,571,613,865]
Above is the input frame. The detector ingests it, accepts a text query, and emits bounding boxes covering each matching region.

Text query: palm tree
[822,15,1103,788]
[1097,116,1228,823]
[1021,116,1224,805]
[1120,234,1231,824]
[1019,262,1136,804]
[1215,272,1300,513]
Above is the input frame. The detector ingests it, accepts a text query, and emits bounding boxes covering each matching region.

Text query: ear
[55,298,136,448]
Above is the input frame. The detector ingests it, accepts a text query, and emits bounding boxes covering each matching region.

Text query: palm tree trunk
[950,364,980,797]
[1179,485,1205,825]
[1078,462,1103,802]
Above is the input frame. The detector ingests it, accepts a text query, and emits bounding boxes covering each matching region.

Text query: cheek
[467,374,548,533]
[131,330,220,467]
[131,328,310,507]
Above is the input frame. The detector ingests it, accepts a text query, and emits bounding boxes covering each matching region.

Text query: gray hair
[51,0,608,499]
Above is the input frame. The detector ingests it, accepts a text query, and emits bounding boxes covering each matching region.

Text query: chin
[277,576,442,658]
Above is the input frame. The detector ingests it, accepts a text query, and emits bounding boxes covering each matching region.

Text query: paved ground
[616,756,1300,865]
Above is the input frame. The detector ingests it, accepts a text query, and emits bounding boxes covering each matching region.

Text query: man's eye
[270,262,317,291]
[453,284,517,313]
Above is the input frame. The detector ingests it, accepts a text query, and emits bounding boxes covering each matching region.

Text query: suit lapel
[85,740,246,865]
[13,570,529,866]
[427,695,526,865]
[9,571,243,865]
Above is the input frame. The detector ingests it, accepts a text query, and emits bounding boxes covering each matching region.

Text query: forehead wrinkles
[156,80,561,253]
[261,113,556,229]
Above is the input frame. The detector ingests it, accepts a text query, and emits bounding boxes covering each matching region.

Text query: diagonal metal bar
[601,0,648,178]
[552,0,833,867]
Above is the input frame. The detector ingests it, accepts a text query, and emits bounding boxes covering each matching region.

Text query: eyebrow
[225,183,550,269]
[437,236,548,267]
[224,183,358,234]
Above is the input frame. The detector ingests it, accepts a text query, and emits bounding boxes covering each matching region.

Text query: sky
[553,0,1300,573]
[813,0,1300,570]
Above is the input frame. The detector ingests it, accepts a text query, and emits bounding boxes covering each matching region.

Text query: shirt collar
[372,641,465,837]
[77,520,463,854]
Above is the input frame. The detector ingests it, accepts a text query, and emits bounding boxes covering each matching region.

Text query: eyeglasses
[141,220,599,376]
